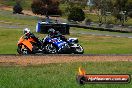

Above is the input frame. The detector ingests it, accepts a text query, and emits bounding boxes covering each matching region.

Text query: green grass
[70,27,132,36]
[0,10,39,26]
[0,28,22,54]
[0,9,132,54]
[86,14,99,22]
[1,0,132,25]
[0,61,131,88]
[69,34,132,54]
[0,28,132,54]
[0,0,32,10]
[69,27,132,54]
[86,14,132,25]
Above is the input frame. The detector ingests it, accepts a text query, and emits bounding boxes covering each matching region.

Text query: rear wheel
[45,44,58,54]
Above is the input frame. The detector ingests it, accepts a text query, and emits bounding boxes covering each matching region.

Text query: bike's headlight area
[17,40,21,44]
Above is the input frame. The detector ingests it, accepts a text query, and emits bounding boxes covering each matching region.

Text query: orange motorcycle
[17,34,43,54]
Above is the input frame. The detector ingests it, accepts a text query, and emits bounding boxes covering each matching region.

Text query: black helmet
[48,28,55,34]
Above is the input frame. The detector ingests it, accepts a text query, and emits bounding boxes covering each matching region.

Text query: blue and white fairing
[68,38,78,43]
[45,37,67,49]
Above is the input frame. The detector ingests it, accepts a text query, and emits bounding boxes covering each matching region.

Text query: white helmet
[23,28,30,34]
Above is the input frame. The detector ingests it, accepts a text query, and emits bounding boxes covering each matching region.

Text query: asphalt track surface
[71,31,132,38]
[0,55,132,66]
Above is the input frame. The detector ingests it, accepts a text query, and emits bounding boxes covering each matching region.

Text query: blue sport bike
[42,36,84,54]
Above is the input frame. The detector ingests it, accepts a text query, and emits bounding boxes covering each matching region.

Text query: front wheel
[17,44,30,55]
[73,44,84,54]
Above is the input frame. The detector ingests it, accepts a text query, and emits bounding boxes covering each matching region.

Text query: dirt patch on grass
[0,55,132,66]
[0,6,44,17]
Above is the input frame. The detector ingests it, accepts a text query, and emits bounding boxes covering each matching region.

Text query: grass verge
[86,14,132,25]
[70,27,132,36]
[0,10,38,26]
[0,0,32,10]
[0,61,131,88]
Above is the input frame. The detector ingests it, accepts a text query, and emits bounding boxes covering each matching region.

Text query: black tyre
[45,44,58,54]
[74,44,84,54]
[17,45,30,55]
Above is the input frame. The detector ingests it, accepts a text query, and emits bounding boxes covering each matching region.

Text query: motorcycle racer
[48,28,67,42]
[23,28,42,49]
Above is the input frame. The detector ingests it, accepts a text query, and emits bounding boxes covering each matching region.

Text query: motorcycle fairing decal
[55,42,67,48]
[52,38,67,48]
[21,39,33,51]
[46,38,66,48]
[28,38,36,43]
[17,35,33,51]
[17,35,25,45]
